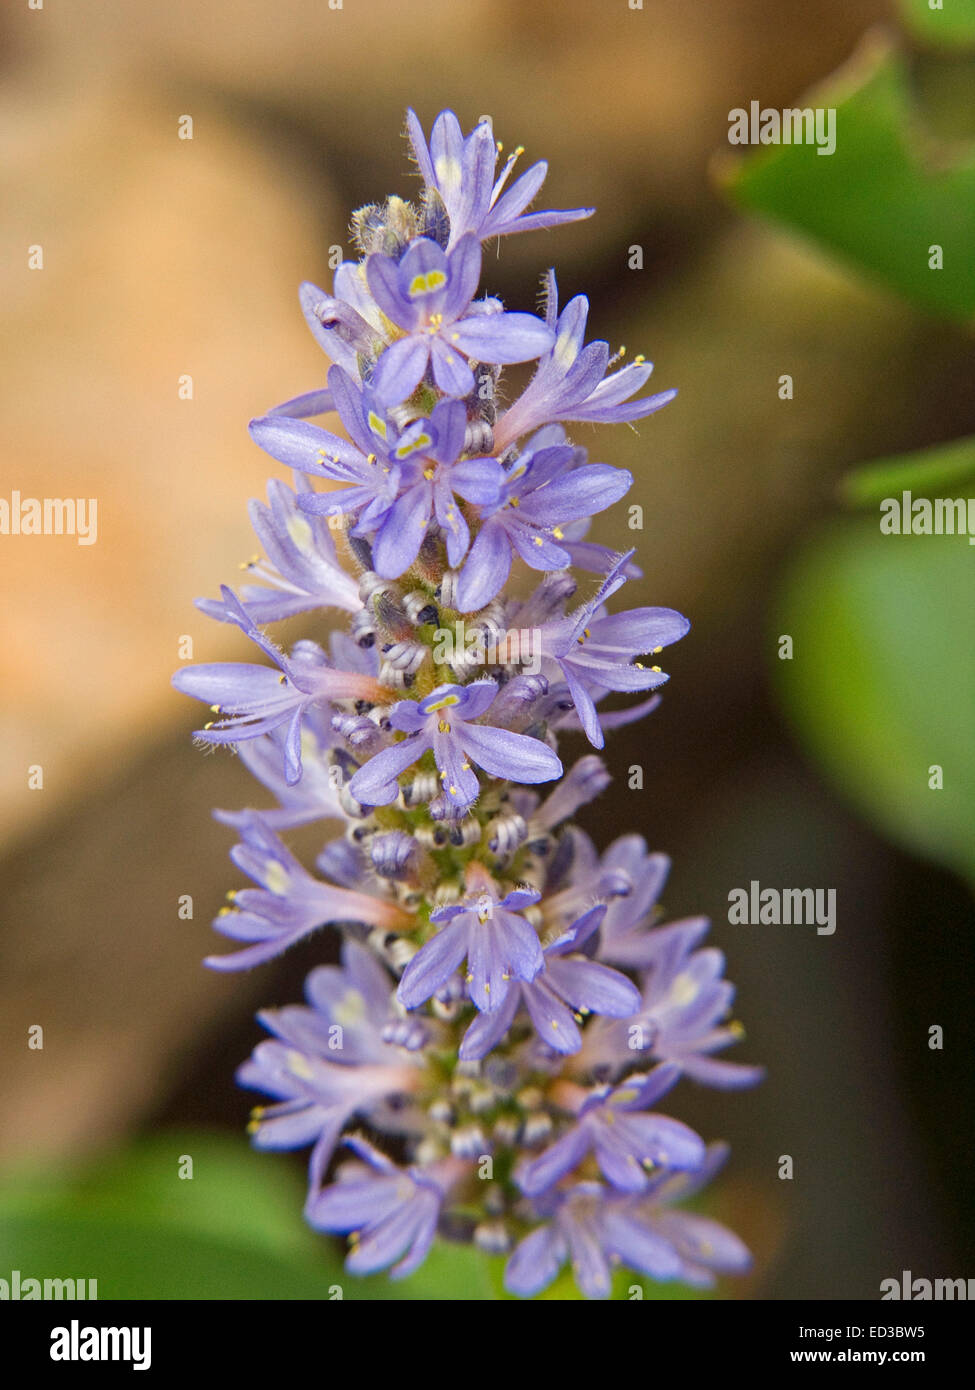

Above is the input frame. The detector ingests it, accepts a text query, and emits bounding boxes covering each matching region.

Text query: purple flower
[529,555,689,748]
[296,267,386,377]
[455,441,632,612]
[584,916,766,1090]
[505,1183,682,1299]
[196,478,361,625]
[248,371,404,537]
[172,587,387,784]
[505,1146,751,1299]
[495,271,676,451]
[206,815,409,971]
[515,1063,706,1196]
[361,399,501,576]
[238,941,422,1193]
[307,1136,464,1278]
[365,233,553,403]
[348,681,562,815]
[459,905,640,1059]
[251,368,502,577]
[213,716,345,832]
[582,836,675,968]
[405,108,593,248]
[398,882,545,1013]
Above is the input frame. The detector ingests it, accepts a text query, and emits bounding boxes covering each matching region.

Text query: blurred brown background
[3,0,974,1299]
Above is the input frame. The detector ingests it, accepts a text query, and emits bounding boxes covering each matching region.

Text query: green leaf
[0,1214,345,1301]
[718,33,975,320]
[774,520,975,887]
[896,0,975,48]
[838,434,975,506]
[0,1131,318,1259]
[0,1130,347,1299]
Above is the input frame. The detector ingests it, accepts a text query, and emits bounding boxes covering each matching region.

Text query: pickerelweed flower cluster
[174,109,763,1299]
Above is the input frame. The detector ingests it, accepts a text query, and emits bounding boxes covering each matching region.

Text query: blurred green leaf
[897,0,975,48]
[0,1215,345,1301]
[0,1131,346,1299]
[0,1131,316,1259]
[838,434,975,506]
[719,33,975,320]
[774,520,975,887]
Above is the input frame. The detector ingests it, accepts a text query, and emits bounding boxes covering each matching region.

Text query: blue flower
[177,106,761,1300]
[526,555,690,748]
[586,913,766,1090]
[172,587,388,783]
[358,400,501,576]
[398,881,545,1014]
[251,368,502,577]
[348,681,562,815]
[248,370,405,537]
[517,553,684,750]
[505,1145,751,1299]
[307,1135,465,1278]
[455,440,632,612]
[196,478,361,625]
[366,233,553,402]
[295,268,386,377]
[515,1063,706,1196]
[494,271,676,451]
[459,905,641,1059]
[237,940,423,1193]
[212,716,345,832]
[206,815,408,971]
[405,109,593,249]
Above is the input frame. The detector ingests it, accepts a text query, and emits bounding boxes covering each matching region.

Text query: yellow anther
[552,527,564,540]
[634,354,646,365]
[651,665,662,673]
[437,719,451,733]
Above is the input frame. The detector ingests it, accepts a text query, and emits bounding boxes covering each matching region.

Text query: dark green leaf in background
[718,32,975,321]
